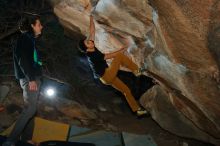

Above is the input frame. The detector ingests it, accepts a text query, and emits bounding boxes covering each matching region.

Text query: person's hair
[18,14,40,34]
[78,39,87,53]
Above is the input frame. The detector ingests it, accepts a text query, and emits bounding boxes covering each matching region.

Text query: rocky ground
[0,76,214,146]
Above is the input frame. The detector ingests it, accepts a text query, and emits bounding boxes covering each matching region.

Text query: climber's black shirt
[86,48,108,78]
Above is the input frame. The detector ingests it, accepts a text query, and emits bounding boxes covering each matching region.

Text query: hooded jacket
[13,32,42,81]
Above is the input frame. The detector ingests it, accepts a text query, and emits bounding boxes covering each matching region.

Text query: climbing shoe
[136,108,150,118]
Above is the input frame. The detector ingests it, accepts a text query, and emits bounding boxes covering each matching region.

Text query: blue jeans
[2,78,41,146]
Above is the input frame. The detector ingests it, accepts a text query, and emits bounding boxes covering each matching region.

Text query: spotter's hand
[29,81,38,91]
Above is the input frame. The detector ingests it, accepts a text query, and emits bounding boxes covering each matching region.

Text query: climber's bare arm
[88,15,95,41]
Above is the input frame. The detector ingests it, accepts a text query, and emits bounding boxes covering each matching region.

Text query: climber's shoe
[136,108,150,118]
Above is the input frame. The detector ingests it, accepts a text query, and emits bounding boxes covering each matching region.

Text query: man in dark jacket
[3,15,43,146]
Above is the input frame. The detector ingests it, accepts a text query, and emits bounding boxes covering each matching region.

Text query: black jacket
[13,32,42,81]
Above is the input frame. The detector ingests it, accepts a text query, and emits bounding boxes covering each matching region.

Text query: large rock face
[140,85,220,144]
[49,0,220,144]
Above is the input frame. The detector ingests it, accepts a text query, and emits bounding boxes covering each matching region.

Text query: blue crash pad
[68,128,122,146]
[122,132,157,146]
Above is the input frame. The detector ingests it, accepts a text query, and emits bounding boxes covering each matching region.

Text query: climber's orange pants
[100,52,140,112]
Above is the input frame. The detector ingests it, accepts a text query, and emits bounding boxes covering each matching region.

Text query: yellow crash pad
[32,117,70,143]
[0,117,70,143]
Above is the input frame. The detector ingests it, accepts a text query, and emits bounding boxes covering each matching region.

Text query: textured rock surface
[148,0,220,143]
[140,85,220,145]
[50,0,220,144]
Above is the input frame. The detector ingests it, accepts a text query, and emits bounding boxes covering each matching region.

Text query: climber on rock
[78,15,149,117]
